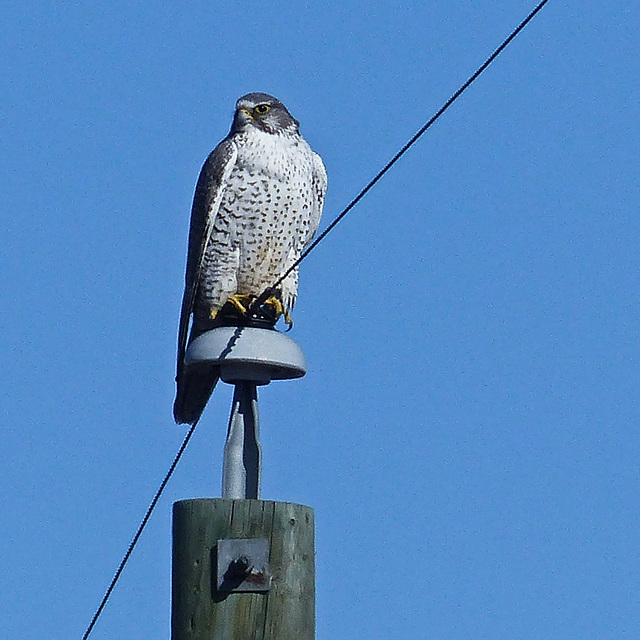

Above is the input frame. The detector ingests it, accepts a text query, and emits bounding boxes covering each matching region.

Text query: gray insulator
[184,326,307,499]
[185,326,306,385]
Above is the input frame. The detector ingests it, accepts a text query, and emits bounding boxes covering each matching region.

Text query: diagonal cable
[250,0,551,314]
[81,419,199,640]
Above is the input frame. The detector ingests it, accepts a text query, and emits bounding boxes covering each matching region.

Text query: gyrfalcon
[174,93,327,424]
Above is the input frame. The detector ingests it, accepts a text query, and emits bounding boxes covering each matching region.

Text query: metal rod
[222,382,261,499]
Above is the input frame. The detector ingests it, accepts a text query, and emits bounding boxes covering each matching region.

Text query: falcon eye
[254,104,271,115]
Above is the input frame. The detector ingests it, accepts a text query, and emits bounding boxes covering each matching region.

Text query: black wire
[81,419,199,640]
[250,0,550,315]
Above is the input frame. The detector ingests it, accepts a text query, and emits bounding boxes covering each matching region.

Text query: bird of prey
[174,93,327,424]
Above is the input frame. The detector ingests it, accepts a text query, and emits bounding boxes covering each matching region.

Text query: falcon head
[231,92,300,135]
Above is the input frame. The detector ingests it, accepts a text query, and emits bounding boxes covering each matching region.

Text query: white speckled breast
[197,128,323,316]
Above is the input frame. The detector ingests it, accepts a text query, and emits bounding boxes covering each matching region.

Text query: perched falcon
[174,93,327,425]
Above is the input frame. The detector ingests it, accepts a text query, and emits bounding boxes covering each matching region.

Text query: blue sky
[2,1,639,638]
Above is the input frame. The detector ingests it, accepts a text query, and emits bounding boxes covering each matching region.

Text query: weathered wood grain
[172,499,315,640]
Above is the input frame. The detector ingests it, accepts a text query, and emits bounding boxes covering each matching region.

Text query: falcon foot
[211,293,291,330]
[262,296,293,330]
[227,293,253,315]
[209,294,253,321]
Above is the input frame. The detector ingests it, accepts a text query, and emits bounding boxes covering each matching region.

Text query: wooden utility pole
[172,325,314,640]
[172,499,314,640]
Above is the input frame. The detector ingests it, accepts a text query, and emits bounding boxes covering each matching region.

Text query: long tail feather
[173,367,219,425]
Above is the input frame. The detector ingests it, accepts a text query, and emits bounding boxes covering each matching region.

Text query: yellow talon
[263,295,284,316]
[263,295,293,329]
[226,293,252,314]
[209,308,219,321]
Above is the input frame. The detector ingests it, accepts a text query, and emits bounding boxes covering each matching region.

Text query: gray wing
[176,138,237,371]
[174,137,238,424]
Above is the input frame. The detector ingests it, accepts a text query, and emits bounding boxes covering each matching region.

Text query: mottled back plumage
[174,93,327,424]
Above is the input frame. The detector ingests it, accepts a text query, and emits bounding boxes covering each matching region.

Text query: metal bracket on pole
[216,537,272,592]
[184,325,307,499]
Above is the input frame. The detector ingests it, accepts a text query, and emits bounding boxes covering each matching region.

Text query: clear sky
[2,1,639,638]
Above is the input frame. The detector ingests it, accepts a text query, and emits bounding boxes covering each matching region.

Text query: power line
[251,0,551,314]
[81,419,199,640]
